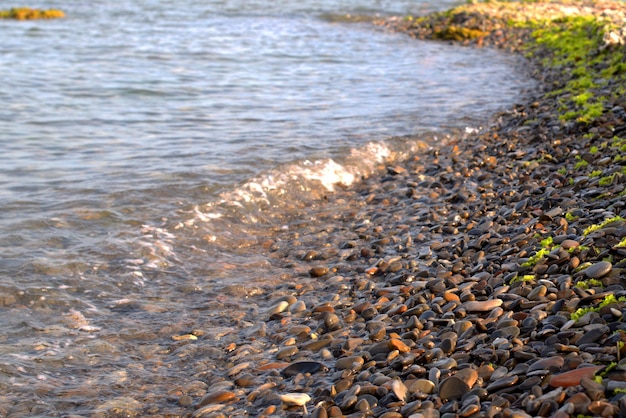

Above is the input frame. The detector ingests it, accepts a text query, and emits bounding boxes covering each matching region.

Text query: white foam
[188,139,423,229]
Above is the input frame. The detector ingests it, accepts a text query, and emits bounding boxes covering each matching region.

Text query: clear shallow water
[0,0,536,415]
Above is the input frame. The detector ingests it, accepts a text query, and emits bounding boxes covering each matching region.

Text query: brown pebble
[197,390,237,407]
[276,346,299,360]
[257,362,290,371]
[561,239,579,250]
[262,405,277,415]
[328,405,343,417]
[567,392,591,414]
[588,400,619,417]
[463,299,502,312]
[455,368,479,388]
[310,267,329,277]
[438,376,469,400]
[335,356,365,370]
[409,379,435,394]
[388,338,411,353]
[178,395,193,407]
[549,366,604,388]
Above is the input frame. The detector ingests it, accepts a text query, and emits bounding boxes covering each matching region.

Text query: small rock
[409,379,435,394]
[197,390,237,408]
[282,361,326,377]
[583,261,612,279]
[335,356,364,371]
[438,376,469,400]
[463,299,502,312]
[391,379,409,402]
[549,366,604,388]
[310,267,330,277]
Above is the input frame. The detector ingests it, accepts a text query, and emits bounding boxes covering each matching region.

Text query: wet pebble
[282,361,326,377]
[438,376,470,400]
[463,299,502,312]
[583,261,613,279]
[549,366,604,388]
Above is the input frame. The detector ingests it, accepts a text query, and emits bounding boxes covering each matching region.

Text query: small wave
[186,136,433,242]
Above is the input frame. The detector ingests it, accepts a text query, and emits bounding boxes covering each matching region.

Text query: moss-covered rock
[0,7,65,20]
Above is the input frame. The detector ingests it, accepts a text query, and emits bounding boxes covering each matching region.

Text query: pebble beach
[89,1,626,417]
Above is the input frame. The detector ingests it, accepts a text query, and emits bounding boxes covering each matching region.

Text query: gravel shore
[138,2,626,417]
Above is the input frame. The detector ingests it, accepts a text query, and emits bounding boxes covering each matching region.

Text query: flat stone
[391,379,408,402]
[527,356,564,373]
[560,239,580,250]
[567,392,591,414]
[492,325,520,339]
[438,376,469,400]
[279,392,311,407]
[388,338,411,353]
[310,266,330,277]
[485,375,518,392]
[576,325,609,345]
[455,368,479,388]
[549,366,604,388]
[282,361,326,377]
[588,400,619,417]
[527,285,548,301]
[463,299,502,312]
[335,356,365,371]
[276,346,299,360]
[581,376,606,401]
[409,378,435,394]
[584,261,612,279]
[197,390,237,407]
[454,320,474,335]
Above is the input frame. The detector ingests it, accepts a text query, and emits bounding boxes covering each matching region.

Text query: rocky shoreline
[174,2,626,417]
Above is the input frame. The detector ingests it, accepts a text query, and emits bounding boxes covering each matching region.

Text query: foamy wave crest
[170,137,434,250]
[201,141,401,221]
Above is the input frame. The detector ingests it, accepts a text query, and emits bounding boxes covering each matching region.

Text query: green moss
[565,212,578,222]
[573,92,593,107]
[557,167,568,175]
[540,236,554,248]
[579,101,605,123]
[432,25,489,41]
[575,278,604,289]
[589,170,602,177]
[599,174,616,186]
[511,274,535,283]
[600,362,617,376]
[574,156,589,170]
[520,15,611,124]
[583,216,625,235]
[615,237,626,248]
[521,247,550,267]
[570,294,626,321]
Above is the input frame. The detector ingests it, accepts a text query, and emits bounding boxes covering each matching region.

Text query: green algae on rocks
[388,1,626,125]
[0,7,65,20]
